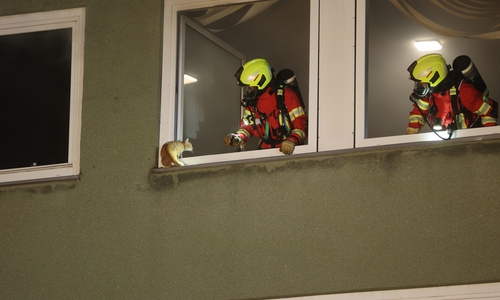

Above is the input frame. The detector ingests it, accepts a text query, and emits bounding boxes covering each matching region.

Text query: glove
[224,133,244,147]
[280,139,295,155]
[406,127,420,134]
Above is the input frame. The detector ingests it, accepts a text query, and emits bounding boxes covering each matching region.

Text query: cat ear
[184,138,189,143]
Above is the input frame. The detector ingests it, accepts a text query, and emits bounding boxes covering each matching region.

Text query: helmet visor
[413,81,432,98]
[243,86,258,101]
[235,66,246,86]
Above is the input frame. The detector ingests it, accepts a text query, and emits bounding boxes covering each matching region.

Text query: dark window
[0,28,72,170]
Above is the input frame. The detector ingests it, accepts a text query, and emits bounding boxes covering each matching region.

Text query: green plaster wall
[1,1,500,299]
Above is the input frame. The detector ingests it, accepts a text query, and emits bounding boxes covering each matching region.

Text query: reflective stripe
[416,99,429,110]
[288,106,306,121]
[409,114,424,125]
[475,101,492,115]
[456,113,467,129]
[243,110,252,118]
[279,113,292,133]
[291,129,306,140]
[236,129,250,138]
[481,116,497,126]
[242,110,254,126]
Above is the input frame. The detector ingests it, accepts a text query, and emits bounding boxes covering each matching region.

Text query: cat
[160,138,193,168]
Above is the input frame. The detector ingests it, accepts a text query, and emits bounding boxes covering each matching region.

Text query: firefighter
[406,53,497,135]
[224,58,307,155]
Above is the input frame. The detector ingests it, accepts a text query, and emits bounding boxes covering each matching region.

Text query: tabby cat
[160,138,193,168]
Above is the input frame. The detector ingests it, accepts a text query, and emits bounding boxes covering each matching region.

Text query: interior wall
[1,1,500,300]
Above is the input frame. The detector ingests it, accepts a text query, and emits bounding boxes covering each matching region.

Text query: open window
[160,0,318,167]
[176,15,245,158]
[0,8,85,185]
[160,0,500,168]
[356,0,500,147]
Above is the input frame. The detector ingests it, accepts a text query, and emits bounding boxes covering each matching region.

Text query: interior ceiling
[182,1,279,33]
[182,0,500,39]
[389,0,500,38]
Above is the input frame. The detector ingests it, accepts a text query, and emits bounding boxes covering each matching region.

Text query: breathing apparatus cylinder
[452,55,489,98]
[277,69,297,88]
[276,69,306,110]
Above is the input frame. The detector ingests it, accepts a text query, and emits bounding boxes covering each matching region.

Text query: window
[177,15,245,157]
[160,0,500,169]
[356,0,500,148]
[0,8,85,185]
[160,0,319,167]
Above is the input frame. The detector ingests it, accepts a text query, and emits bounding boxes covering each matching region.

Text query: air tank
[452,55,489,98]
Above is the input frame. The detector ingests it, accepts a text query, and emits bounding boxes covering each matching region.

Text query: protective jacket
[408,80,497,131]
[235,86,307,149]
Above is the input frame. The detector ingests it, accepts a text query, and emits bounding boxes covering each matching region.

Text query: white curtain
[390,0,500,39]
[189,1,279,33]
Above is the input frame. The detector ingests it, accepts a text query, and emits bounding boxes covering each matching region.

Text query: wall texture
[1,1,500,300]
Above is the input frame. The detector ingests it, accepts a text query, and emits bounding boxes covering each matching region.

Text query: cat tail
[161,157,174,168]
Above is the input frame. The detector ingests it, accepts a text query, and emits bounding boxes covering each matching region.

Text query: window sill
[152,132,500,175]
[0,174,81,188]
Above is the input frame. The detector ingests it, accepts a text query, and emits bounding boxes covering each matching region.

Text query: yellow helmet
[235,58,273,90]
[235,58,274,103]
[407,53,449,98]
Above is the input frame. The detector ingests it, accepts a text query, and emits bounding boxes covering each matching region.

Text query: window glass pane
[181,22,243,157]
[163,0,313,166]
[0,28,72,170]
[212,0,311,141]
[366,0,500,139]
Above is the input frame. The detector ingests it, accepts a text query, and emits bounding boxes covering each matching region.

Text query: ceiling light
[184,74,197,84]
[414,40,442,51]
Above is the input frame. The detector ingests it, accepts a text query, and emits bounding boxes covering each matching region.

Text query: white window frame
[0,8,85,185]
[317,0,355,152]
[160,0,500,169]
[159,0,320,167]
[354,0,500,148]
[270,282,500,300]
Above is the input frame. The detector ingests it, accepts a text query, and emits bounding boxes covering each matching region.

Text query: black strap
[276,84,293,136]
[259,137,283,148]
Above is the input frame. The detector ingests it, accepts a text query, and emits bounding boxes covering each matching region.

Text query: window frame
[354,0,500,148]
[0,8,85,185]
[159,0,500,170]
[159,0,320,167]
[270,282,500,300]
